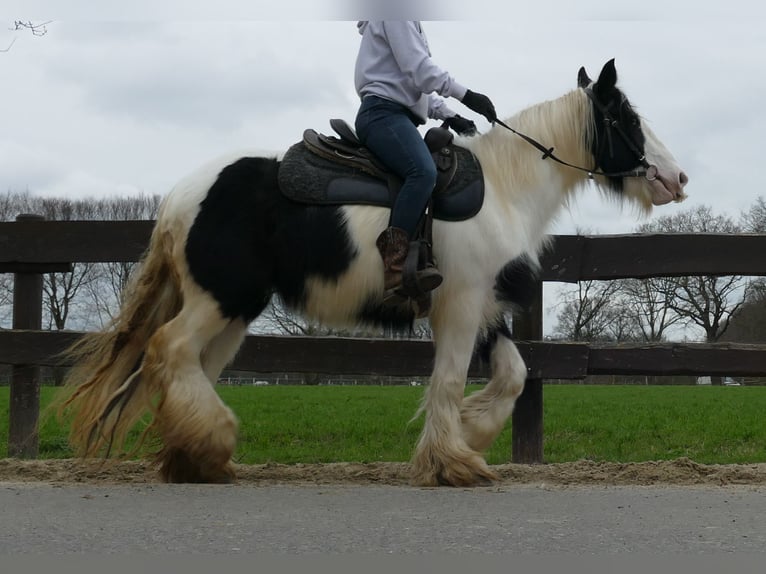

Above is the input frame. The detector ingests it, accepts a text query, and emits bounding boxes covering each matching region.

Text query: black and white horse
[62,60,687,486]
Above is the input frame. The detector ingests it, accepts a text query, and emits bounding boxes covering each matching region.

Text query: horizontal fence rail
[3,218,766,464]
[3,331,766,378]
[4,219,766,277]
[539,233,766,281]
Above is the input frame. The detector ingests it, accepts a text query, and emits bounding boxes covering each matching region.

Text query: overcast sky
[3,5,766,335]
[3,9,766,237]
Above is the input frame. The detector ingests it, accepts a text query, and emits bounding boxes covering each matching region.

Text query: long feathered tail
[59,224,183,459]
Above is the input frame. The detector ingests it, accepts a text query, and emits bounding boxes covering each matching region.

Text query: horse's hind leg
[143,289,239,483]
[201,318,249,384]
[461,321,527,452]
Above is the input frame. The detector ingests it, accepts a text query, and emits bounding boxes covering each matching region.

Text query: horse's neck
[468,89,593,247]
[479,89,593,193]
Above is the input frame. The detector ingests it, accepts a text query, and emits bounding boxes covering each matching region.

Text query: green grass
[1,384,765,465]
[542,385,766,464]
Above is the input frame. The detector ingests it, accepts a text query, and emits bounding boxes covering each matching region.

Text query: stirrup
[381,288,433,319]
[386,268,442,300]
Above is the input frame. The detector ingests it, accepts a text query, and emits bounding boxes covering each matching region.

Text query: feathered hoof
[157,447,236,484]
[410,449,499,487]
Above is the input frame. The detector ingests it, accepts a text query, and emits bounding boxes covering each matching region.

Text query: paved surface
[1,483,765,554]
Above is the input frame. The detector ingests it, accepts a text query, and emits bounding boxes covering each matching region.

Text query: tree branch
[1,37,17,52]
[12,20,52,37]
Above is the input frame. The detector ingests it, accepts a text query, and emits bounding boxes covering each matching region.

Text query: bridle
[493,87,658,182]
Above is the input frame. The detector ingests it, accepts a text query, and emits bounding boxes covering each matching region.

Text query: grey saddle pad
[277,141,485,222]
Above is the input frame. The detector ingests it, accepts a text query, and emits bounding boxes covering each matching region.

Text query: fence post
[511,281,544,464]
[8,214,45,459]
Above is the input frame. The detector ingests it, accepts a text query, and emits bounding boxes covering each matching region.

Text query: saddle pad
[277,141,485,222]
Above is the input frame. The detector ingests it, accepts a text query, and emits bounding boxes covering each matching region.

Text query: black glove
[443,115,477,136]
[461,90,497,123]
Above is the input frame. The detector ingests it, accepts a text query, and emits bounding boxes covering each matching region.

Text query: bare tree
[724,282,766,343]
[85,194,162,325]
[0,38,16,53]
[12,21,51,36]
[256,297,341,337]
[726,196,766,343]
[551,226,633,342]
[740,196,766,233]
[664,274,748,343]
[0,277,11,327]
[553,280,625,341]
[600,297,643,342]
[255,296,386,338]
[25,197,98,331]
[635,206,747,344]
[3,20,51,52]
[0,191,162,331]
[256,293,432,341]
[614,277,682,342]
[43,266,95,330]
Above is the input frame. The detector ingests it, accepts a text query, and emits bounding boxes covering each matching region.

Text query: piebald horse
[62,60,687,486]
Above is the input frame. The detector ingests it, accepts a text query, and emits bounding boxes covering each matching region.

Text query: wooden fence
[3,216,766,463]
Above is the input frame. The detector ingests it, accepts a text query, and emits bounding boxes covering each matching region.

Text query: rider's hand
[443,115,477,136]
[461,90,497,123]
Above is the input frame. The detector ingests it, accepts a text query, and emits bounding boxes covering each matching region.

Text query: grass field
[1,384,765,465]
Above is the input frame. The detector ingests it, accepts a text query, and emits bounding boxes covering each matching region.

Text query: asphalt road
[1,483,765,554]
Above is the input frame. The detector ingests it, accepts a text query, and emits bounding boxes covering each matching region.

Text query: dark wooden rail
[5,219,766,276]
[3,218,766,463]
[5,330,766,378]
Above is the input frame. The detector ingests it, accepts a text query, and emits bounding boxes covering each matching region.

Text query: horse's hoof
[411,459,499,488]
[157,447,235,484]
[437,468,498,487]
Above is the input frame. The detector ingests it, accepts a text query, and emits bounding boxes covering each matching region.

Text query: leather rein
[493,87,658,181]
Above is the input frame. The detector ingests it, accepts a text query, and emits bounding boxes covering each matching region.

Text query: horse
[60,59,688,486]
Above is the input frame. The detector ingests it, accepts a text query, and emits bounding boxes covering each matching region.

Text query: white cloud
[1,18,765,222]
[0,141,140,198]
[0,142,62,194]
[34,22,355,131]
[3,14,766,339]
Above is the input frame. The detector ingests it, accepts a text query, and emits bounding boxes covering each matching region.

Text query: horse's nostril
[679,171,689,186]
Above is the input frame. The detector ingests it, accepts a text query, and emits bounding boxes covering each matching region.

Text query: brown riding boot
[375,227,443,294]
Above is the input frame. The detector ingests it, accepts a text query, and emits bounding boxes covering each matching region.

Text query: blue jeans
[355,96,437,237]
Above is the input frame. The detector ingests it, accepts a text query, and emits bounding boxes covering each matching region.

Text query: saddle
[277,119,485,316]
[278,119,484,221]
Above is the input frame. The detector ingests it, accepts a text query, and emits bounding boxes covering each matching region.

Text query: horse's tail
[59,221,183,458]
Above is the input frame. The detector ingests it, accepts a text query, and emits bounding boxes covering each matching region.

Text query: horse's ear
[577,67,592,88]
[595,59,618,94]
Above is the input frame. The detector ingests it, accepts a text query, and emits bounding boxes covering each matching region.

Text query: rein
[493,88,657,181]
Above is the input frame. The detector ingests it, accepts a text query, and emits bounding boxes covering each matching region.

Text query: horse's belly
[301,251,383,326]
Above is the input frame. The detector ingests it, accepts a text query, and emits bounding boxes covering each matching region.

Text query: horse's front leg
[411,290,497,487]
[461,319,527,452]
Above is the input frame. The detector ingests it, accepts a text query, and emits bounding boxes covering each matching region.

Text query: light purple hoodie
[354,21,467,123]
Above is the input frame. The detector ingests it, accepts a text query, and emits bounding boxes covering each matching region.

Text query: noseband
[494,87,657,181]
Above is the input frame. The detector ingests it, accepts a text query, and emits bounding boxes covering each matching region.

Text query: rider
[354,21,498,295]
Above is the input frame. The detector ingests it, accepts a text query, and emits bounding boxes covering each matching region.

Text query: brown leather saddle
[277,119,485,315]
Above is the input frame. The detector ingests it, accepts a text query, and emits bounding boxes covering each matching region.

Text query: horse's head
[578,59,688,210]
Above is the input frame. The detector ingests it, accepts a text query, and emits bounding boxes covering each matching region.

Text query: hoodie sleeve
[428,94,458,121]
[382,21,467,101]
